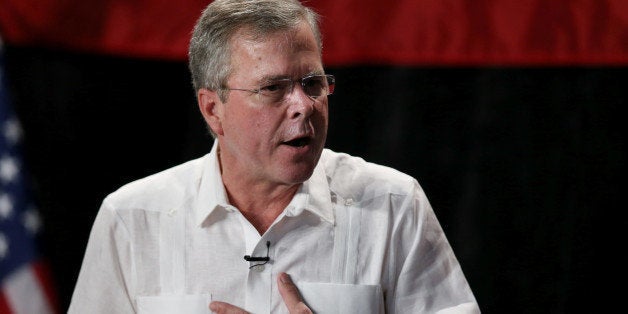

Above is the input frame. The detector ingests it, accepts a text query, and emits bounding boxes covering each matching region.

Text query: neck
[218,147,301,235]
[227,182,299,234]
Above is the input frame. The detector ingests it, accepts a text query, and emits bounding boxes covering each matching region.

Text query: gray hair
[188,0,322,102]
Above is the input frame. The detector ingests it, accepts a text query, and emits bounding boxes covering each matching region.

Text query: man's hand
[277,272,312,314]
[209,272,312,314]
[209,300,248,314]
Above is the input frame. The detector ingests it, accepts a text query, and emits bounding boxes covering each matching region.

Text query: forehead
[227,23,321,79]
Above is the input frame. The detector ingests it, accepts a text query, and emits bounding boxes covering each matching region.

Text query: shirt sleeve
[387,180,480,313]
[68,199,136,313]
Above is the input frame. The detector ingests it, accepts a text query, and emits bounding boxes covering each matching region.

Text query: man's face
[215,22,328,188]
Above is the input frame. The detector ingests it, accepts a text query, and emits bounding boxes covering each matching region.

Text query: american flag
[0,41,58,313]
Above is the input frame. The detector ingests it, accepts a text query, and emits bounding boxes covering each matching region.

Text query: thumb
[277,272,312,314]
[209,301,249,314]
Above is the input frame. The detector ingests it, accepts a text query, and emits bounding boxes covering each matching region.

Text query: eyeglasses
[223,74,335,105]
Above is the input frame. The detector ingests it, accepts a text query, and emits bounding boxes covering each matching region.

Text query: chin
[275,144,323,184]
[279,163,317,185]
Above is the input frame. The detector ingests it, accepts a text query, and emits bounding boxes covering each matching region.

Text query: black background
[4,46,626,313]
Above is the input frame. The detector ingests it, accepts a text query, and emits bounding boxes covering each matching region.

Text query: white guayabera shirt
[69,140,480,314]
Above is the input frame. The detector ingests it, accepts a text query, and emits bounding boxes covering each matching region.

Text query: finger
[277,272,312,314]
[209,301,249,314]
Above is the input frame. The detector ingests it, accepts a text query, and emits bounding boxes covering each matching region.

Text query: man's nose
[286,83,315,119]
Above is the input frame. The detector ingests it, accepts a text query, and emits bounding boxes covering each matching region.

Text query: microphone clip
[243,241,271,269]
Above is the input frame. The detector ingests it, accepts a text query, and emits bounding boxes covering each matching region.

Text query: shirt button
[345,198,354,206]
[251,265,265,272]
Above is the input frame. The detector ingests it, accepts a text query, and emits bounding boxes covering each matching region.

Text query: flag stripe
[0,290,12,314]
[2,263,54,314]
[32,260,58,312]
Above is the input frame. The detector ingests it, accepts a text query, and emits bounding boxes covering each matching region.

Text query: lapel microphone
[244,241,271,268]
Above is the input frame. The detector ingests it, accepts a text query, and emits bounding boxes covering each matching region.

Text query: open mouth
[283,137,311,147]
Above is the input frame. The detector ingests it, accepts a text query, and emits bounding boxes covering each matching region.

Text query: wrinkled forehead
[231,22,319,55]
[225,22,322,84]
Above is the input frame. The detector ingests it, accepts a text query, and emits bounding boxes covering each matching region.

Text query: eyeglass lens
[254,75,334,104]
[302,75,334,97]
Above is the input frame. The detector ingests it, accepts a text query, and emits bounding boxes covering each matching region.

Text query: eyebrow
[259,74,291,83]
[258,70,325,83]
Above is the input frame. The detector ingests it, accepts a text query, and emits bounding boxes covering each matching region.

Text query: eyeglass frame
[221,74,335,104]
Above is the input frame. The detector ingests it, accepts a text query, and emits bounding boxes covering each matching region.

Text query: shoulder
[102,155,207,213]
[319,149,419,201]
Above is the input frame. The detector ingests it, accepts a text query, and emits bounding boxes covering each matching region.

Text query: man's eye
[304,77,324,88]
[260,83,285,93]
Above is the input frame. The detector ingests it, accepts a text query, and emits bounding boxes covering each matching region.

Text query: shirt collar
[285,159,334,224]
[194,140,231,226]
[194,140,334,226]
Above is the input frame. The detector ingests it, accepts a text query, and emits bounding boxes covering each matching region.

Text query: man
[69,0,479,313]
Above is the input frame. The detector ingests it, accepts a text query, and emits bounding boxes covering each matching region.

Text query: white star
[23,206,42,235]
[3,118,23,145]
[0,233,8,260]
[0,155,19,183]
[0,193,13,219]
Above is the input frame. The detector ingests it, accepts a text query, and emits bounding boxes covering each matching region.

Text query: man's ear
[197,88,225,136]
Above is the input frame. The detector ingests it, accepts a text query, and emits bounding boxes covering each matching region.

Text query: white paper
[137,294,212,314]
[297,282,384,314]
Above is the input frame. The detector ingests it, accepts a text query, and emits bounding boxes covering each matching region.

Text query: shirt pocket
[296,282,384,314]
[136,294,212,314]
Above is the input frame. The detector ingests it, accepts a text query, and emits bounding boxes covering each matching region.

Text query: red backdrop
[1,0,627,65]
